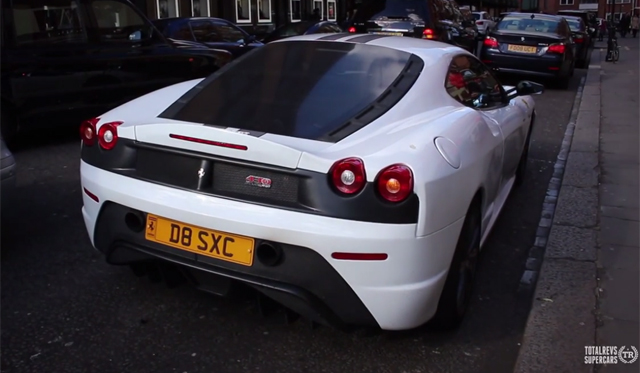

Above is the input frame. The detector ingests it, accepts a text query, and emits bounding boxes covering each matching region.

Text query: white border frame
[156,0,180,18]
[313,0,323,20]
[559,0,574,5]
[236,0,252,24]
[290,0,301,22]
[258,0,272,23]
[191,0,210,17]
[327,0,337,21]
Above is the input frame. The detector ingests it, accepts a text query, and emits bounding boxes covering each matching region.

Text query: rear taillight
[376,164,413,203]
[476,21,484,25]
[547,44,565,54]
[329,157,366,195]
[97,121,123,150]
[80,117,99,146]
[348,26,356,33]
[423,28,434,39]
[484,37,499,48]
[574,37,584,43]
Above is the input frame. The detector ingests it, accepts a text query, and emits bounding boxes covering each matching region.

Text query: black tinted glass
[567,20,582,31]
[472,13,480,20]
[496,16,561,33]
[169,41,413,140]
[353,0,430,22]
[12,0,87,46]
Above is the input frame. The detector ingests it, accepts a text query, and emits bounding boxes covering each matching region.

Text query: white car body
[473,11,496,34]
[80,34,538,331]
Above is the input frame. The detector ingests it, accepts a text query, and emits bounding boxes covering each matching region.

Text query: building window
[290,0,301,22]
[559,0,573,5]
[312,0,323,20]
[606,13,622,21]
[157,0,179,18]
[327,0,336,21]
[236,0,250,23]
[258,0,271,22]
[191,0,210,17]
[606,0,631,3]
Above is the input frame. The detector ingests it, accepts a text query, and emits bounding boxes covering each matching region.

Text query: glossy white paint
[81,35,538,330]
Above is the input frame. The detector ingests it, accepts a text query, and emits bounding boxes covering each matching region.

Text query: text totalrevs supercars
[584,345,639,365]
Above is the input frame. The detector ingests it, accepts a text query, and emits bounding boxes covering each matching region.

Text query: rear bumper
[481,49,568,78]
[81,161,464,331]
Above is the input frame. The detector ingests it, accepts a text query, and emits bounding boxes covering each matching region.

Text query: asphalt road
[1,66,587,373]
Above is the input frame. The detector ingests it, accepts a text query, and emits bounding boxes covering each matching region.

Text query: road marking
[624,46,630,51]
[589,65,601,69]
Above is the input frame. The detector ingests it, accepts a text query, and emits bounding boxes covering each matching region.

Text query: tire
[613,48,620,62]
[515,121,533,187]
[429,202,481,330]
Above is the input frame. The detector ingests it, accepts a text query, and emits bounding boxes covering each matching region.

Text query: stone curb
[513,48,603,373]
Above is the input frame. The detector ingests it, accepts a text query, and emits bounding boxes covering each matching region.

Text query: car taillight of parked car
[80,118,123,150]
[574,37,584,43]
[376,164,413,203]
[423,28,434,39]
[546,44,566,54]
[330,157,366,195]
[348,26,356,33]
[484,37,499,48]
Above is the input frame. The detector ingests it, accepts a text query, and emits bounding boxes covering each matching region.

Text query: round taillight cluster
[329,158,414,203]
[80,118,123,150]
[329,157,366,194]
[376,164,413,202]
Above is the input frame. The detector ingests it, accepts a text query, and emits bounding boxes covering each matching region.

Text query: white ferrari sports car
[79,33,543,331]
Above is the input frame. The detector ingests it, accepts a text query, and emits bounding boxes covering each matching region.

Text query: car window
[566,19,583,32]
[472,13,481,20]
[446,55,503,109]
[496,16,561,34]
[352,0,430,23]
[191,21,246,43]
[165,41,414,140]
[91,0,151,42]
[172,23,195,41]
[12,0,87,46]
[316,24,340,33]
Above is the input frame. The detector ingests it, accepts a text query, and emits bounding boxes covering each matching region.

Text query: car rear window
[496,16,561,33]
[162,41,417,141]
[352,0,430,22]
[566,19,582,32]
[472,13,481,20]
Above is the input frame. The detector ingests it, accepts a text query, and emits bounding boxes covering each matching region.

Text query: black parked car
[152,17,264,58]
[557,10,597,41]
[0,0,231,143]
[563,15,591,68]
[480,12,576,89]
[346,0,462,44]
[440,19,477,53]
[261,21,343,43]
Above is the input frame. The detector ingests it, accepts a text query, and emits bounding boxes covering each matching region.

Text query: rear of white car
[78,37,473,331]
[473,11,495,34]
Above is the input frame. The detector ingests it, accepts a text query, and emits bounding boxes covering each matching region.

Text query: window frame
[190,0,210,17]
[290,0,301,22]
[327,0,337,21]
[258,0,272,23]
[444,54,508,111]
[559,0,574,5]
[156,0,180,19]
[236,0,252,24]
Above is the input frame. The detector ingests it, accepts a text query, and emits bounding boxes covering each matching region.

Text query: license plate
[145,214,255,266]
[507,44,537,54]
[370,31,404,36]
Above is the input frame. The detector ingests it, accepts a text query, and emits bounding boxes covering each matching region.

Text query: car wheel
[429,202,481,330]
[515,122,533,187]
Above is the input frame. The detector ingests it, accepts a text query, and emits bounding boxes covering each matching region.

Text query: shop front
[145,0,345,36]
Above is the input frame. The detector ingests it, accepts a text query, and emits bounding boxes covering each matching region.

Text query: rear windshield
[496,16,561,33]
[566,19,582,31]
[164,41,413,141]
[472,13,481,20]
[352,0,430,22]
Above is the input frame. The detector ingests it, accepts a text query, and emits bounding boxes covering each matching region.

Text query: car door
[1,0,94,124]
[83,0,208,111]
[190,19,252,58]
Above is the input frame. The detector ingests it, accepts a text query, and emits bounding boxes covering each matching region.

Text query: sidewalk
[513,38,640,372]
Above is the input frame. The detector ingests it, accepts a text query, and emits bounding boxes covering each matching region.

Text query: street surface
[1,68,586,373]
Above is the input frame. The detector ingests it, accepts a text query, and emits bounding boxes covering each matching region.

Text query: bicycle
[606,26,620,62]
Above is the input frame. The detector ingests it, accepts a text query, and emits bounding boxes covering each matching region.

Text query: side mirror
[129,30,142,41]
[506,81,544,100]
